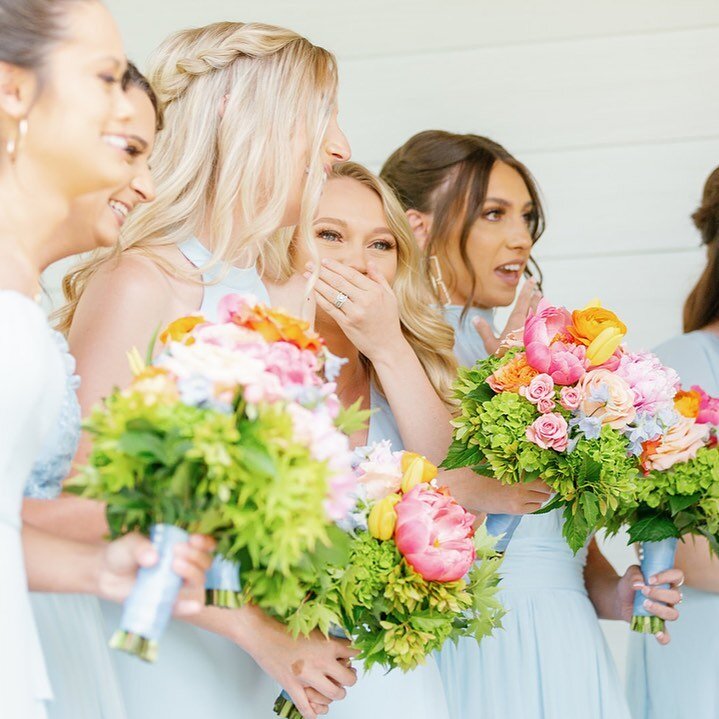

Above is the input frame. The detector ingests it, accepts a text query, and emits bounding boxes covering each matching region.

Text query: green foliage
[615,446,719,550]
[67,389,341,593]
[270,525,505,673]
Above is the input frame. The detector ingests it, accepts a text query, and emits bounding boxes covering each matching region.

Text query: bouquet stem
[484,514,522,553]
[631,537,678,634]
[111,523,188,662]
[204,556,243,608]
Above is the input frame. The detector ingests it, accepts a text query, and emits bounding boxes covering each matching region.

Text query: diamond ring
[334,291,349,309]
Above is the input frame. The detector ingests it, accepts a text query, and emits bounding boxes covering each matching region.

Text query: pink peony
[543,342,588,386]
[525,412,569,451]
[642,415,710,472]
[578,369,636,429]
[614,352,680,413]
[693,385,719,426]
[520,374,555,404]
[523,300,573,371]
[394,485,476,582]
[559,386,582,411]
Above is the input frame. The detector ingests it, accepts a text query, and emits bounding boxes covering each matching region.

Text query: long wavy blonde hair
[267,161,458,405]
[56,21,338,333]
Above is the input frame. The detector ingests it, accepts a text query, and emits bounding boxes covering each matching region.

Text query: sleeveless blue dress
[436,304,630,718]
[100,237,276,716]
[295,386,451,718]
[627,330,719,719]
[26,331,128,719]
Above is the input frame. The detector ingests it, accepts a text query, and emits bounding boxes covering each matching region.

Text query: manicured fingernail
[643,599,653,610]
[655,631,665,641]
[649,576,658,585]
[632,582,644,590]
[305,261,315,270]
[302,271,311,279]
[641,587,651,597]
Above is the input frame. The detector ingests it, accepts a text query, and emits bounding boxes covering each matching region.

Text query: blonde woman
[56,21,354,719]
[263,161,457,717]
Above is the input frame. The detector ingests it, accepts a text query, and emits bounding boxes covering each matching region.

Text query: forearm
[23,493,108,543]
[584,538,622,620]
[372,338,453,465]
[23,524,102,594]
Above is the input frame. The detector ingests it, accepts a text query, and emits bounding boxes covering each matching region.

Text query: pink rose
[693,385,719,426]
[643,415,710,471]
[520,373,555,404]
[394,485,476,583]
[537,397,556,414]
[559,386,582,411]
[525,412,569,452]
[578,369,636,429]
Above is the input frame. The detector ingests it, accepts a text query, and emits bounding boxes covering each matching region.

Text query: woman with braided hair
[53,20,354,719]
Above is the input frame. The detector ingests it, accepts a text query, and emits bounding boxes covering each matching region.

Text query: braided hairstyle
[683,166,719,332]
[57,21,338,332]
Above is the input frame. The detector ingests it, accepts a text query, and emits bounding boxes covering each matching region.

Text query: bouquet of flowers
[442,299,642,553]
[68,294,363,661]
[268,442,505,719]
[614,383,719,633]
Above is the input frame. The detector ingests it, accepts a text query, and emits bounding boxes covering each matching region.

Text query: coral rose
[487,353,538,393]
[642,415,710,471]
[578,369,636,429]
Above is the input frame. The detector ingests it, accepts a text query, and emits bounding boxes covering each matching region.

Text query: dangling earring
[428,255,452,306]
[6,117,28,164]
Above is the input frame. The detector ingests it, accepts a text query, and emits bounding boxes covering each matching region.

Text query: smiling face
[447,161,535,308]
[53,84,157,260]
[19,1,134,198]
[292,176,398,321]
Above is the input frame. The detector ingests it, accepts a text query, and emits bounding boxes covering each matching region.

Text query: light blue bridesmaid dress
[27,330,128,719]
[296,385,451,718]
[101,237,276,717]
[627,330,719,719]
[436,304,631,719]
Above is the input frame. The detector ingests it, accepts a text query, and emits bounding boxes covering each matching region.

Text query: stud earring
[6,117,28,164]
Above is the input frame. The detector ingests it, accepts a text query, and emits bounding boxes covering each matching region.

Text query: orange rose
[568,302,627,366]
[159,314,206,345]
[242,306,324,353]
[674,389,701,419]
[487,353,539,393]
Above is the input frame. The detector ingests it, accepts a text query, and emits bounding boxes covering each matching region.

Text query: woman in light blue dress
[59,21,358,719]
[261,160,460,716]
[627,166,719,719]
[381,131,683,719]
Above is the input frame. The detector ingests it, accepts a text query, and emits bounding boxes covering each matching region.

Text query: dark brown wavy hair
[683,167,719,332]
[380,130,544,316]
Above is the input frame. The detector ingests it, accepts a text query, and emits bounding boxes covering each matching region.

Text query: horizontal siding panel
[340,28,719,165]
[107,0,719,63]
[523,138,719,257]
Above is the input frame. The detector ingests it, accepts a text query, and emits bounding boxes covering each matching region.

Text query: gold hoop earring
[428,255,452,306]
[6,117,28,164]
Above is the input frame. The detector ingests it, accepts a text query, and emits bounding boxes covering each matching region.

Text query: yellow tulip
[368,493,401,540]
[585,326,625,366]
[400,453,438,494]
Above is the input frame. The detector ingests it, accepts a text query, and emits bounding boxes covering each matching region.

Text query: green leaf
[440,440,485,471]
[582,493,600,526]
[627,515,680,544]
[117,431,168,462]
[562,509,590,553]
[532,493,565,516]
[668,492,702,515]
[466,382,495,404]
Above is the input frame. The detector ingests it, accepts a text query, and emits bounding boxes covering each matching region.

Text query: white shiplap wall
[47,0,719,686]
